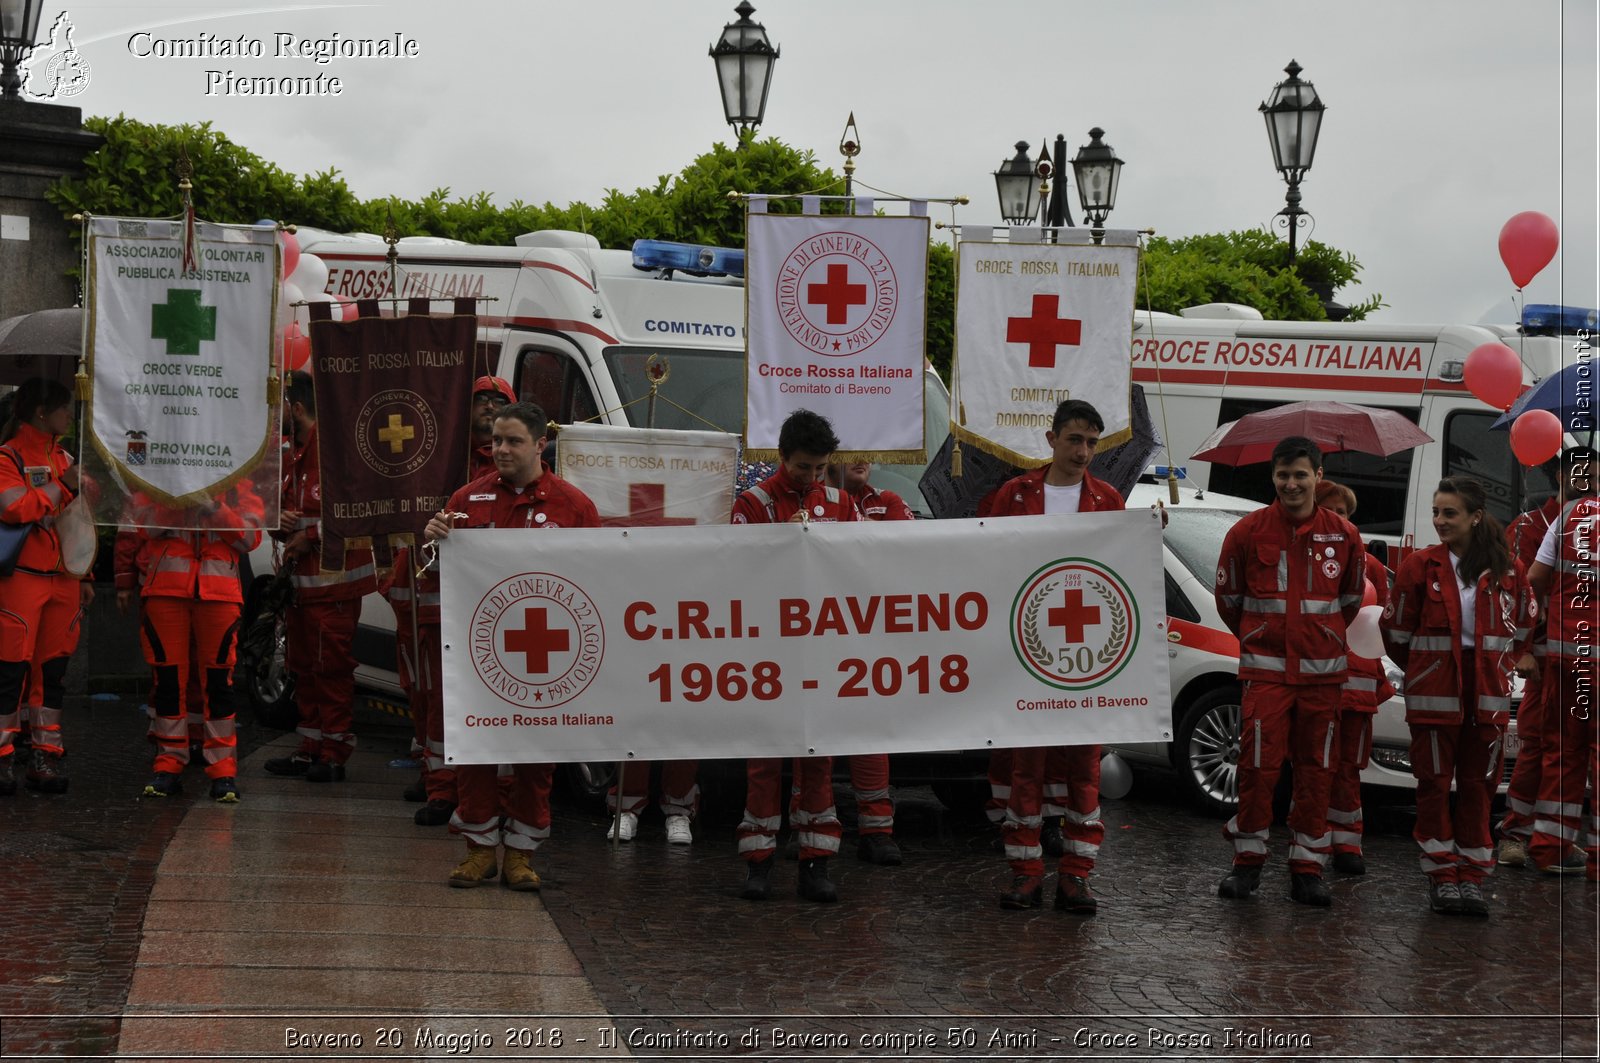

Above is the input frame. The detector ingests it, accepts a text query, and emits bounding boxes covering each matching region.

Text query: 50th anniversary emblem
[1012,558,1139,690]
[469,572,605,709]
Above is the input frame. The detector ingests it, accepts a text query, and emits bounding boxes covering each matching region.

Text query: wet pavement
[1,695,1596,1061]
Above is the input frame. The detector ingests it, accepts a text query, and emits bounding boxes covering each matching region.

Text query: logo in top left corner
[18,12,92,100]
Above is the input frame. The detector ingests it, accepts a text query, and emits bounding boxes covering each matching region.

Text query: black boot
[797,858,838,903]
[24,748,68,794]
[1289,872,1332,907]
[740,857,774,901]
[1040,817,1066,857]
[999,875,1044,910]
[0,754,15,796]
[1217,864,1262,899]
[1332,851,1366,875]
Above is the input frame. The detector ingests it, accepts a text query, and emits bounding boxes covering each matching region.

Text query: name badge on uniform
[1312,533,1345,543]
[25,465,51,488]
[468,493,496,501]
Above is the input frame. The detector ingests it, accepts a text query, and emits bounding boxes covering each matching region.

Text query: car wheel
[238,609,296,730]
[563,761,619,804]
[931,778,991,815]
[1172,686,1241,818]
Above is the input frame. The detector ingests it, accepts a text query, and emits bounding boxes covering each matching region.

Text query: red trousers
[1003,744,1103,879]
[1530,659,1599,877]
[285,597,360,764]
[0,570,81,758]
[1224,680,1339,874]
[1329,710,1373,856]
[139,597,240,778]
[1498,665,1547,841]
[610,760,699,818]
[405,622,454,803]
[739,757,839,861]
[789,754,892,835]
[451,762,553,851]
[988,746,1070,825]
[1410,718,1501,883]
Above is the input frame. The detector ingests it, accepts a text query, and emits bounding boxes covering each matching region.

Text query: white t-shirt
[1535,513,1563,566]
[1043,481,1083,515]
[1453,559,1477,648]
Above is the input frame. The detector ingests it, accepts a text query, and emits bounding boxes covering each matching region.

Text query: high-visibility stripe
[1388,629,1413,645]
[1005,844,1044,861]
[1478,695,1510,713]
[1535,799,1585,817]
[795,831,841,853]
[1410,636,1454,652]
[1243,597,1287,613]
[1344,677,1378,692]
[737,835,776,853]
[1480,635,1513,652]
[291,562,376,588]
[1300,598,1340,615]
[1410,695,1460,715]
[1300,656,1347,675]
[1241,653,1286,671]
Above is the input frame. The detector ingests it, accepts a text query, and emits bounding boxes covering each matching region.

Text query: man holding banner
[988,399,1121,914]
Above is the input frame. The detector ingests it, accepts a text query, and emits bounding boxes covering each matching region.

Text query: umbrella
[1088,383,1163,499]
[1191,400,1432,466]
[1490,361,1596,433]
[0,307,83,389]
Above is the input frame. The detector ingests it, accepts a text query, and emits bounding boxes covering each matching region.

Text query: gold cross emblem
[377,413,415,454]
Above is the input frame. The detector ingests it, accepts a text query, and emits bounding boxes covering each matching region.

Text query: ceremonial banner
[556,424,739,527]
[440,510,1169,764]
[952,240,1138,466]
[308,300,478,571]
[84,216,280,529]
[745,213,929,462]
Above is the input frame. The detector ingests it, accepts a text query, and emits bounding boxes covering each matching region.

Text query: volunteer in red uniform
[1314,480,1394,876]
[1382,478,1535,915]
[732,409,856,903]
[385,375,513,823]
[1215,436,1365,907]
[426,401,600,891]
[1527,454,1600,881]
[0,379,84,795]
[264,370,376,782]
[1497,447,1595,868]
[988,399,1122,914]
[126,484,265,800]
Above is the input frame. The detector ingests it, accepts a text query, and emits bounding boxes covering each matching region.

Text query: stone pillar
[0,99,102,318]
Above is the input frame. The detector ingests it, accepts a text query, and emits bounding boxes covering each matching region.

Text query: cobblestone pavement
[2,699,1596,1061]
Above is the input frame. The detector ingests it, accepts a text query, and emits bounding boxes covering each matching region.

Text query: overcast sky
[23,0,1599,324]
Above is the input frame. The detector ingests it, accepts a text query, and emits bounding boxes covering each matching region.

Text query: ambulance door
[511,341,602,426]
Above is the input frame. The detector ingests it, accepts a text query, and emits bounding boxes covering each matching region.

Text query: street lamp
[0,0,44,100]
[1071,127,1124,240]
[710,1,779,138]
[993,140,1051,228]
[1260,59,1325,264]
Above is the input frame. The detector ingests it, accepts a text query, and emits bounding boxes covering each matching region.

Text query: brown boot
[502,849,542,892]
[448,843,498,888]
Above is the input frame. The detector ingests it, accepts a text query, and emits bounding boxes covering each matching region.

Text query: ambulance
[242,228,952,728]
[1132,301,1595,564]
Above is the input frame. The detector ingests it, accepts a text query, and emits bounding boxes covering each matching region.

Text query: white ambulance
[1132,301,1594,563]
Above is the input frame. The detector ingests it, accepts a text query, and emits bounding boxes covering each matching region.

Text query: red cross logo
[807,263,867,324]
[504,607,570,674]
[1048,588,1101,644]
[601,483,698,528]
[1006,294,1083,369]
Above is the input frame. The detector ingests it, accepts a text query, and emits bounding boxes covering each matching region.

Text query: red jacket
[1215,501,1366,685]
[1506,498,1559,659]
[1542,495,1600,664]
[121,485,265,603]
[986,467,1125,516]
[1381,543,1535,725]
[732,466,860,525]
[274,423,376,602]
[446,466,600,532]
[852,484,914,522]
[0,423,77,575]
[384,444,499,627]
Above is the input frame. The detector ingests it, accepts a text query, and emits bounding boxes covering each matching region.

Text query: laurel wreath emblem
[1021,580,1058,666]
[1087,579,1128,663]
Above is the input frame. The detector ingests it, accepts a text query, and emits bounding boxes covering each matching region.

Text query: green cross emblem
[150,289,217,355]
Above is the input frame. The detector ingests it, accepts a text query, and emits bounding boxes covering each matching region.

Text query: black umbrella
[0,307,82,388]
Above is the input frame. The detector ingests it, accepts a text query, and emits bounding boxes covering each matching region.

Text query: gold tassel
[74,361,89,400]
[951,440,963,478]
[267,373,281,407]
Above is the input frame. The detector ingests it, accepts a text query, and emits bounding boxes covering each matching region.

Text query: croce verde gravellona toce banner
[439,511,1170,765]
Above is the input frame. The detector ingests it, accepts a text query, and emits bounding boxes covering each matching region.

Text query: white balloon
[1347,605,1386,660]
[281,280,303,308]
[1098,750,1134,801]
[289,252,329,296]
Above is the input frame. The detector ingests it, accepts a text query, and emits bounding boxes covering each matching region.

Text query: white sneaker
[606,811,638,842]
[664,814,693,846]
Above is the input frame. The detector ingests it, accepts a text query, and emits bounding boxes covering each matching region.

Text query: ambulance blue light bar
[631,239,745,278]
[1521,304,1598,335]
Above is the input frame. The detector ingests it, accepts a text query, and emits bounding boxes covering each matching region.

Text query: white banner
[86,216,279,511]
[744,213,929,462]
[556,424,739,527]
[440,511,1170,765]
[953,240,1138,466]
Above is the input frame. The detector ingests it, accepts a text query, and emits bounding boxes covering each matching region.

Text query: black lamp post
[0,0,43,100]
[1260,59,1325,264]
[710,1,779,138]
[993,141,1051,228]
[1071,127,1124,242]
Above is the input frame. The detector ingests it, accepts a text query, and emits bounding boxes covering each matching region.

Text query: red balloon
[1464,342,1523,410]
[1361,578,1377,608]
[282,322,311,371]
[279,229,301,280]
[1498,211,1559,289]
[1510,409,1563,467]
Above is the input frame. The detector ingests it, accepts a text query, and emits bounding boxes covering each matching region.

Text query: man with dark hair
[1214,435,1366,906]
[987,398,1122,914]
[426,400,600,891]
[264,370,376,783]
[732,409,858,903]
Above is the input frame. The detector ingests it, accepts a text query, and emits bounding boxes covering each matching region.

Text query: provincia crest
[469,572,606,712]
[1011,558,1139,691]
